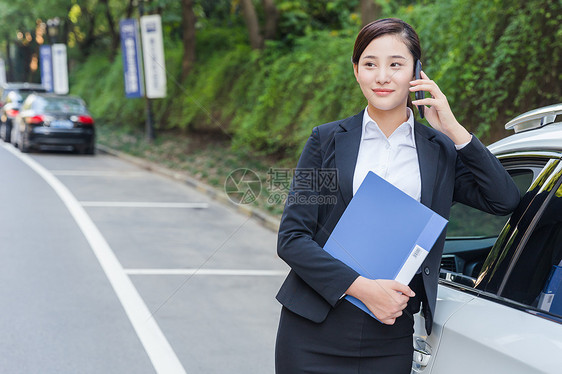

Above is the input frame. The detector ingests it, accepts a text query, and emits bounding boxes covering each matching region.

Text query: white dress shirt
[353,107,422,201]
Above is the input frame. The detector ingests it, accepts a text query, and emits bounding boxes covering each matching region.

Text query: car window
[497,164,562,318]
[440,167,536,284]
[475,159,562,294]
[441,160,558,288]
[447,171,534,238]
[33,97,86,113]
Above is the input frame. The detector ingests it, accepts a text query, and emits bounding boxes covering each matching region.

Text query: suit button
[424,267,430,275]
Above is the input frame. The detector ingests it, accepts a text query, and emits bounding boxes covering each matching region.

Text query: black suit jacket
[276,110,520,335]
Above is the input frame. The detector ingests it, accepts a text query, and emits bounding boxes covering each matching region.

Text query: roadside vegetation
[1,0,560,218]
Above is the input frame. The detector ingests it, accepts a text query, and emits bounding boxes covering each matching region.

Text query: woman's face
[353,34,415,114]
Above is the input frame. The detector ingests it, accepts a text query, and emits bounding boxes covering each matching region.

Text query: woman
[275,18,521,373]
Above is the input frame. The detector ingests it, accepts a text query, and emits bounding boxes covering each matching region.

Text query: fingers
[409,82,443,99]
[408,83,434,93]
[411,98,437,107]
[391,281,415,297]
[409,70,431,85]
[373,279,413,304]
[365,279,416,323]
[379,310,404,325]
[410,71,445,99]
[380,317,396,325]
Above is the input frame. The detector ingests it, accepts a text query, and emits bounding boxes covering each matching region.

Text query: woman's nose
[375,67,391,84]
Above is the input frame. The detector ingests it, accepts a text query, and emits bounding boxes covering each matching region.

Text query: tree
[240,0,263,49]
[99,0,120,60]
[262,0,278,40]
[181,0,196,80]
[0,1,39,81]
[125,0,135,18]
[360,0,381,27]
[238,0,278,49]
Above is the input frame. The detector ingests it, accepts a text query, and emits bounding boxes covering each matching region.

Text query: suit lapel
[415,122,440,208]
[333,114,441,208]
[335,111,363,206]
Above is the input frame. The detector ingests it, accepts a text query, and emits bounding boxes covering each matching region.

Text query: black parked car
[12,93,95,154]
[0,82,47,143]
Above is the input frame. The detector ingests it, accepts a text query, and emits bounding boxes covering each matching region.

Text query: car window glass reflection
[476,160,562,294]
[34,97,86,113]
[447,171,533,238]
[440,169,534,287]
[500,175,562,316]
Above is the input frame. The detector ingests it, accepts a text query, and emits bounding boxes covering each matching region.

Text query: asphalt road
[0,142,288,373]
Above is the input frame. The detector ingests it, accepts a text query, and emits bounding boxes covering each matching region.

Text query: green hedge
[70,0,562,162]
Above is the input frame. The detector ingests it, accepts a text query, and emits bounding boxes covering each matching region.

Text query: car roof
[488,103,562,156]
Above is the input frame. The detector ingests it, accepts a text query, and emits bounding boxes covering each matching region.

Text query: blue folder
[323,171,448,319]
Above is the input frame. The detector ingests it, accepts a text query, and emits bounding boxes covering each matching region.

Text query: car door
[413,155,562,373]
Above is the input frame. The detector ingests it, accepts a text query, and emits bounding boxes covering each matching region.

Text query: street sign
[119,19,144,98]
[39,46,53,92]
[140,14,166,98]
[52,44,69,95]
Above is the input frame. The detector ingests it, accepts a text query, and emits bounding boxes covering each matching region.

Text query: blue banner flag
[120,19,144,98]
[39,45,53,92]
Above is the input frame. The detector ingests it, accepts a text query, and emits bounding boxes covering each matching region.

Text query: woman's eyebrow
[361,55,408,60]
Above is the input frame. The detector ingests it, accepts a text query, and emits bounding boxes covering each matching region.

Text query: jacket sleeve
[277,127,359,307]
[453,136,520,214]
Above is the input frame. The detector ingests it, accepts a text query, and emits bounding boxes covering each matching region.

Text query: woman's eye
[390,62,402,68]
[365,62,376,68]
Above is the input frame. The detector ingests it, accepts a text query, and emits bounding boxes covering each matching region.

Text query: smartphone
[414,60,424,119]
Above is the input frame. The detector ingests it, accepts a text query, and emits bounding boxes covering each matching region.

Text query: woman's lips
[372,88,394,96]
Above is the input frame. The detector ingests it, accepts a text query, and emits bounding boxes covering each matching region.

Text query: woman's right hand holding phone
[345,276,415,325]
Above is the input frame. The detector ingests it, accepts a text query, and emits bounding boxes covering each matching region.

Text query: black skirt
[275,275,423,374]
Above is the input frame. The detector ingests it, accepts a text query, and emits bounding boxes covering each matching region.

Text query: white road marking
[3,145,186,374]
[51,170,147,177]
[81,201,209,209]
[125,268,288,276]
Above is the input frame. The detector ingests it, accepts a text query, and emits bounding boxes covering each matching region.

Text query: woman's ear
[353,63,359,81]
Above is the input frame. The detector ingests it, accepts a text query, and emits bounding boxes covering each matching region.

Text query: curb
[96,144,280,233]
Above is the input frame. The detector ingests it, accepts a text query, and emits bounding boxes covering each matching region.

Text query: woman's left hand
[410,71,471,145]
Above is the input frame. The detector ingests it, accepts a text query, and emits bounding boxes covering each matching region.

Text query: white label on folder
[395,244,429,285]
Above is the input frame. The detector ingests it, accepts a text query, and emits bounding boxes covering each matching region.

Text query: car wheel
[4,122,11,143]
[20,133,30,153]
[83,144,96,155]
[12,125,19,148]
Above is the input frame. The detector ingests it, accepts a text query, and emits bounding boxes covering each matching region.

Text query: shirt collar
[361,106,415,142]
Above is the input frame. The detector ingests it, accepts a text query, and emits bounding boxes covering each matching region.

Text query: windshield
[33,97,86,113]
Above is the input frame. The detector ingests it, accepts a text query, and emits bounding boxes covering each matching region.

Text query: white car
[412,103,562,374]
